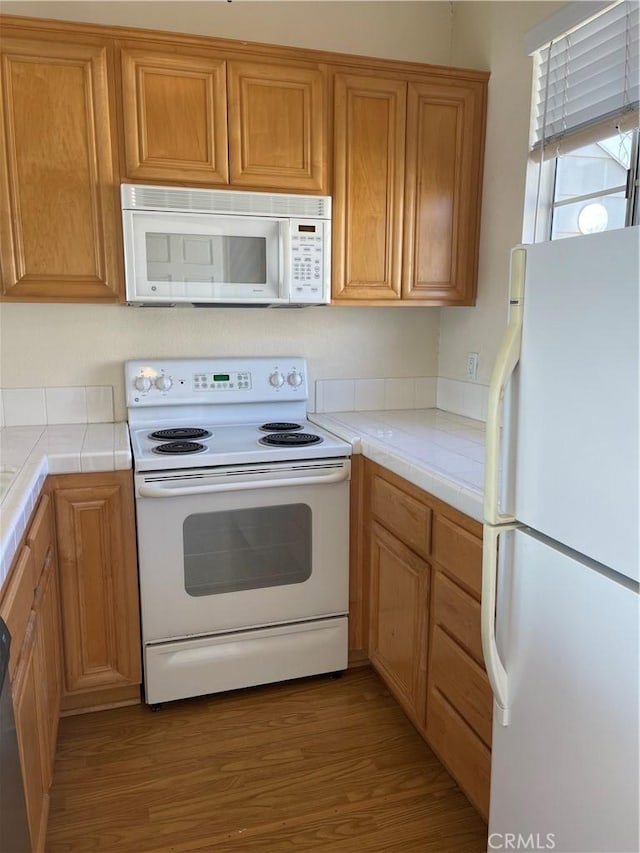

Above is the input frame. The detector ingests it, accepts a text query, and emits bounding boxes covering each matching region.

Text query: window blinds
[532,0,639,151]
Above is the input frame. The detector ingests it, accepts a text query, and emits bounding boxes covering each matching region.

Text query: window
[550,128,639,239]
[527,1,639,241]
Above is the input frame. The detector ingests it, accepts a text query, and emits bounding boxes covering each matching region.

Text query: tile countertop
[0,423,131,586]
[309,409,485,522]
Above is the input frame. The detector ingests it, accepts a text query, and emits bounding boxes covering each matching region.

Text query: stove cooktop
[125,358,352,471]
[129,419,351,471]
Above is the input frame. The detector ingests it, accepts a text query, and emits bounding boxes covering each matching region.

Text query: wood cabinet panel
[371,473,432,560]
[0,36,121,301]
[35,551,63,780]
[430,624,492,747]
[369,521,428,728]
[53,471,141,700]
[333,73,406,301]
[120,47,229,184]
[432,568,483,665]
[433,513,483,599]
[13,619,48,852]
[403,80,485,304]
[228,60,326,191]
[26,493,53,589]
[0,545,34,679]
[426,685,491,820]
[348,454,368,653]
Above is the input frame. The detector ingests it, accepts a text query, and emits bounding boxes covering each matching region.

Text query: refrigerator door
[490,528,639,853]
[506,227,639,582]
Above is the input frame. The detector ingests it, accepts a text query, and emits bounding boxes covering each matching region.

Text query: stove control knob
[134,376,152,392]
[269,371,285,388]
[287,371,303,388]
[155,375,173,392]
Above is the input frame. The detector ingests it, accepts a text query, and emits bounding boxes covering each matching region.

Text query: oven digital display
[213,374,230,382]
[298,225,316,233]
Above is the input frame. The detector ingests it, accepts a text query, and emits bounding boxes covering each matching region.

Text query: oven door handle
[138,466,350,497]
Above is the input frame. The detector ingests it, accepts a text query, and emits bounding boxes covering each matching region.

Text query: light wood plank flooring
[47,667,487,852]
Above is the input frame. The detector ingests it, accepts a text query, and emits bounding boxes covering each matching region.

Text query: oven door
[134,459,350,643]
[122,210,286,304]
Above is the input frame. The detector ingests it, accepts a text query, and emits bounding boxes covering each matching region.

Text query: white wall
[0,1,567,418]
[0,1,455,64]
[440,0,563,385]
[0,304,438,420]
[0,1,452,418]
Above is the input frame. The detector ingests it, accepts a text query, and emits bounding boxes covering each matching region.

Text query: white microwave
[121,184,331,306]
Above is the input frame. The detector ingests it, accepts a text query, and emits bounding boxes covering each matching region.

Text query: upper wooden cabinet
[120,47,229,185]
[120,47,328,193]
[0,15,488,304]
[403,80,486,304]
[333,73,406,301]
[0,34,122,301]
[227,60,326,192]
[332,71,486,306]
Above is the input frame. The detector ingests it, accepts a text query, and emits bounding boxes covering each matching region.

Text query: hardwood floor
[47,667,487,852]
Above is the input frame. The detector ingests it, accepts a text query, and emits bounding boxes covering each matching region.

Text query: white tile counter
[0,423,131,586]
[309,409,485,522]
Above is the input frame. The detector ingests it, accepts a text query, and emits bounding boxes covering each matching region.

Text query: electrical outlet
[466,352,479,381]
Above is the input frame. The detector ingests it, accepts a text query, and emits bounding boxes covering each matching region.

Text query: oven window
[183,504,311,596]
[145,232,267,284]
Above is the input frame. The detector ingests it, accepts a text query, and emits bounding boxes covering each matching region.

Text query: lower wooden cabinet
[35,552,63,780]
[51,470,141,713]
[0,469,140,850]
[0,489,61,852]
[369,521,429,729]
[13,619,49,852]
[357,459,492,819]
[427,512,492,819]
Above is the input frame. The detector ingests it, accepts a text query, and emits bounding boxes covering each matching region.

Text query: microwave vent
[121,184,331,219]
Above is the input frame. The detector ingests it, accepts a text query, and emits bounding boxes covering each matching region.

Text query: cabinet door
[333,73,406,301]
[0,36,122,301]
[13,622,48,852]
[120,47,229,185]
[402,80,485,305]
[227,60,326,192]
[53,471,141,697]
[369,521,429,729]
[35,551,62,783]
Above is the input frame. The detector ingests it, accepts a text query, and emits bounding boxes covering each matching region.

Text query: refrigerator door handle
[482,521,522,727]
[484,246,526,525]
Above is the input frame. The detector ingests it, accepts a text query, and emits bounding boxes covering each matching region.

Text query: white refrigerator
[482,226,639,853]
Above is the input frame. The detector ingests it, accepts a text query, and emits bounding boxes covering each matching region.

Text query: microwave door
[124,211,285,304]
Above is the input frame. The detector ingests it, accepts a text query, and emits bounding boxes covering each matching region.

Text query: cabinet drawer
[371,475,431,559]
[26,494,53,589]
[430,624,492,746]
[432,515,482,598]
[432,569,483,665]
[426,686,491,820]
[0,546,35,679]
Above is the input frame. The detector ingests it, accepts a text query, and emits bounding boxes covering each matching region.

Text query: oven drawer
[144,617,348,704]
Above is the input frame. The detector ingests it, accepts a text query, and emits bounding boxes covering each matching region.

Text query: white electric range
[125,357,352,706]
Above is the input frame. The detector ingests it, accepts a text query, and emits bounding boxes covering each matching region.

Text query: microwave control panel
[290,220,328,302]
